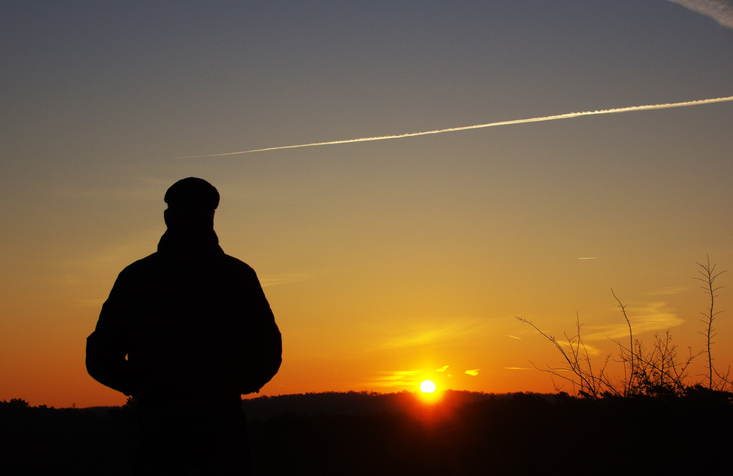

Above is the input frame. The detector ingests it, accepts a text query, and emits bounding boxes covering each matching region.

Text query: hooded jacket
[86,229,282,404]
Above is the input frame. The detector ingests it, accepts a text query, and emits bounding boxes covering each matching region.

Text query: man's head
[163,177,219,231]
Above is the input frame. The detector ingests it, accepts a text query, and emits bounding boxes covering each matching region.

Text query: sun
[420,380,437,393]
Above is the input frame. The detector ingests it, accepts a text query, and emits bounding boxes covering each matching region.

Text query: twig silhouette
[695,255,726,390]
[517,258,726,398]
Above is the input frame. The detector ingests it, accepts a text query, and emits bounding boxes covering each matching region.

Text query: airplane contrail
[179,95,733,158]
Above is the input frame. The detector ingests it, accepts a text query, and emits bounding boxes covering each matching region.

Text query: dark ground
[2,390,732,475]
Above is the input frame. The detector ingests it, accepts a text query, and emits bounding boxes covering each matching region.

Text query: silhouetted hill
[2,391,732,475]
[242,389,496,419]
[0,400,136,475]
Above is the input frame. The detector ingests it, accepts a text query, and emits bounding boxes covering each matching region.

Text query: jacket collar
[157,228,223,256]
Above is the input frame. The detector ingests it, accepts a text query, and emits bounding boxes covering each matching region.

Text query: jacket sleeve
[239,271,282,394]
[86,271,136,396]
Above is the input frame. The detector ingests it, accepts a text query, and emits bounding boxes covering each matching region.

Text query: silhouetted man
[87,177,282,475]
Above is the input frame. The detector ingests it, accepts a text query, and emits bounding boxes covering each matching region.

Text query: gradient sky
[2,1,733,408]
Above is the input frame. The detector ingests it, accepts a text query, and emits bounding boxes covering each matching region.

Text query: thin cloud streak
[646,286,690,296]
[553,340,603,356]
[369,370,423,388]
[179,96,733,158]
[259,272,317,288]
[370,318,487,352]
[577,302,684,342]
[667,0,733,29]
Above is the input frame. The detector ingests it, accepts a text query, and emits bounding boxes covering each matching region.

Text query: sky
[2,1,732,408]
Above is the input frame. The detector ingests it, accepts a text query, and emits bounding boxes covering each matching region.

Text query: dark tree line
[2,390,732,475]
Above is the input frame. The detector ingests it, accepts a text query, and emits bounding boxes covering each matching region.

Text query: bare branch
[612,289,634,396]
[695,255,726,390]
[517,257,726,398]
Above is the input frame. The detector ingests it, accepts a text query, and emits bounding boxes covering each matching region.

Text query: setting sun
[420,380,437,393]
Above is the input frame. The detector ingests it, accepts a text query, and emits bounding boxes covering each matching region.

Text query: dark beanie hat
[164,177,220,210]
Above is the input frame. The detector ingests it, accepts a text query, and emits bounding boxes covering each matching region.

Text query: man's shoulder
[220,253,257,275]
[119,252,161,275]
[116,251,259,279]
